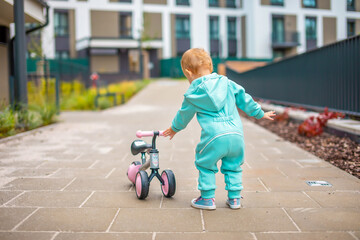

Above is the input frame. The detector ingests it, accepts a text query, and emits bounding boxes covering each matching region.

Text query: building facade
[0,0,47,104]
[41,0,360,79]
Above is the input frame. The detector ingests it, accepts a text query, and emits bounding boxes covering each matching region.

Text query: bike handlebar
[136,130,164,138]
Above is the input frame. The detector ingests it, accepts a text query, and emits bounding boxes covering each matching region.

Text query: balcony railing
[272,31,300,49]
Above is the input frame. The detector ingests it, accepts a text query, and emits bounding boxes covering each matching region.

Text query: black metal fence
[227,35,360,116]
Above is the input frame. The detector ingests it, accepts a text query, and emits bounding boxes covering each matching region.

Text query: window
[54,11,69,36]
[303,0,317,8]
[271,0,284,6]
[227,17,236,40]
[25,23,41,37]
[226,0,236,8]
[176,16,190,39]
[227,17,237,57]
[347,19,355,37]
[210,16,219,39]
[305,17,317,40]
[209,0,219,7]
[118,0,132,2]
[176,0,190,6]
[55,51,69,59]
[305,17,317,50]
[347,0,355,11]
[119,13,132,38]
[272,16,285,43]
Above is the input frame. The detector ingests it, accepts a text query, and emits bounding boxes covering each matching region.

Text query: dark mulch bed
[240,112,360,179]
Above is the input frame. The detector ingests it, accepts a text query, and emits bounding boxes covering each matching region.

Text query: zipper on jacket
[199,132,242,154]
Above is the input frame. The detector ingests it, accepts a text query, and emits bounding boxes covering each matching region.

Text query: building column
[220,14,227,58]
[162,12,171,58]
[13,0,28,108]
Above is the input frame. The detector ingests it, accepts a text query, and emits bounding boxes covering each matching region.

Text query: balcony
[272,31,300,49]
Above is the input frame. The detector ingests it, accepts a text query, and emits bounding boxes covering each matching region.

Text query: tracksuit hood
[184,73,228,112]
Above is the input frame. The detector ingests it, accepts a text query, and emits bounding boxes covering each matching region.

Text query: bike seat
[131,140,152,155]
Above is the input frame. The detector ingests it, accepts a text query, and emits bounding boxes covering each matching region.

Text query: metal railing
[226,35,360,116]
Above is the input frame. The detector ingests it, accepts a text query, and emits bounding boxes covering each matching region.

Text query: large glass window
[347,19,355,37]
[209,0,219,7]
[119,13,132,38]
[176,16,190,39]
[272,16,285,43]
[271,0,284,6]
[303,0,317,8]
[54,11,69,36]
[305,17,317,40]
[210,16,219,39]
[347,0,355,11]
[176,0,190,6]
[227,17,236,40]
[305,17,317,50]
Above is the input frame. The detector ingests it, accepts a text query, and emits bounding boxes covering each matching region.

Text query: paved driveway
[0,80,359,240]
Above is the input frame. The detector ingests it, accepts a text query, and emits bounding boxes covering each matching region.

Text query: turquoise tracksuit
[171,73,264,199]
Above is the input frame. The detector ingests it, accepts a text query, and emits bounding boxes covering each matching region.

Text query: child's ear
[184,69,193,77]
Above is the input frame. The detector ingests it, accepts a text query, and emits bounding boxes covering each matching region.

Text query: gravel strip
[240,112,360,179]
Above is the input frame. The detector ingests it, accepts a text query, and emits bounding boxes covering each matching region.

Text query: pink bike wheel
[161,170,176,198]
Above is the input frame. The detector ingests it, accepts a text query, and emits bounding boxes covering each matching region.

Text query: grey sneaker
[226,198,242,209]
[191,196,216,210]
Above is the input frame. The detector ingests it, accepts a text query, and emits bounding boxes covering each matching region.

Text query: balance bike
[127,130,176,199]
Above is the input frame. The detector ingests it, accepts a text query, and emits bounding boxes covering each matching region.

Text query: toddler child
[163,48,275,210]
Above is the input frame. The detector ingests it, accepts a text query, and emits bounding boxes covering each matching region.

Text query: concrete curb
[261,102,360,142]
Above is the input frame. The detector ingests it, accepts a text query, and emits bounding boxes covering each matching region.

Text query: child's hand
[163,127,177,140]
[263,111,276,120]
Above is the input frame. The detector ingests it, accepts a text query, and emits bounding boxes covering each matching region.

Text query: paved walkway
[0,80,359,240]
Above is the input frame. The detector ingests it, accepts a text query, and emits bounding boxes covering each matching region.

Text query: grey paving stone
[240,192,319,208]
[83,191,162,208]
[305,191,360,208]
[278,166,353,178]
[1,178,73,191]
[156,232,254,240]
[0,207,36,230]
[50,168,113,178]
[40,161,93,169]
[0,232,54,240]
[255,232,355,240]
[55,232,153,240]
[203,208,298,232]
[260,176,360,192]
[63,178,130,191]
[286,208,360,231]
[17,208,118,232]
[7,191,91,207]
[5,168,57,177]
[110,208,203,232]
[0,191,22,205]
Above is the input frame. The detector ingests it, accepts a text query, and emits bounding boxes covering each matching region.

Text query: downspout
[9,2,50,107]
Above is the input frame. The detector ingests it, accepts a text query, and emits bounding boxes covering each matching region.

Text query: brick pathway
[0,80,359,240]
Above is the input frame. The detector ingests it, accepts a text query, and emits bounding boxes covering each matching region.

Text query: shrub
[0,107,16,137]
[298,107,344,137]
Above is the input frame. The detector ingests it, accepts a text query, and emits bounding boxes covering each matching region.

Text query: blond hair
[181,48,213,74]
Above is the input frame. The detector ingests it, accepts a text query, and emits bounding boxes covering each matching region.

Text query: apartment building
[0,0,47,104]
[40,0,360,79]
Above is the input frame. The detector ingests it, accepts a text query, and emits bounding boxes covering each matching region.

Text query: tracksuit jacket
[171,73,264,199]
